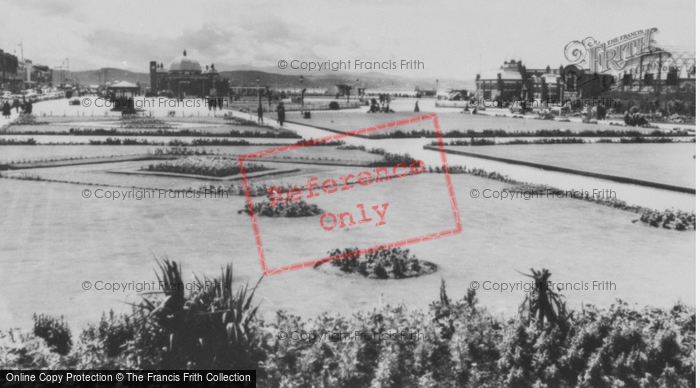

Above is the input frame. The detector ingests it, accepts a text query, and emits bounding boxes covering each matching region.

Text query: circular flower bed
[314,247,437,279]
[238,200,324,218]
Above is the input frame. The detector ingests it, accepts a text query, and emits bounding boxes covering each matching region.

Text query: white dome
[169,50,202,73]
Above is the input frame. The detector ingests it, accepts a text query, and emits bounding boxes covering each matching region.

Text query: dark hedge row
[2,261,694,388]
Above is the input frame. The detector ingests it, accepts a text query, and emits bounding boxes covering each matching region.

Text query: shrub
[79,311,135,358]
[32,314,72,356]
[122,259,267,369]
[329,101,340,110]
[1,270,695,387]
[374,263,389,279]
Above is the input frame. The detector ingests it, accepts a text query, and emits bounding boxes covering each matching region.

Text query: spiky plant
[129,258,265,370]
[517,268,572,333]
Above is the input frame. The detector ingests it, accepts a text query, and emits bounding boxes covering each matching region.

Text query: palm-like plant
[131,258,265,370]
[517,268,572,333]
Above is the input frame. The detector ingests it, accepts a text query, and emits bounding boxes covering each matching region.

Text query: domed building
[149,50,229,98]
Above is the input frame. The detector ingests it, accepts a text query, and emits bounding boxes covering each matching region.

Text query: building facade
[0,49,23,92]
[476,60,566,103]
[149,50,229,98]
[477,51,695,109]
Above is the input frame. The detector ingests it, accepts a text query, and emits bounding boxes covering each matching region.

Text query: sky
[0,0,695,81]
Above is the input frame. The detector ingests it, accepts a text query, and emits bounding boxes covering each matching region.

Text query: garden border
[239,113,462,276]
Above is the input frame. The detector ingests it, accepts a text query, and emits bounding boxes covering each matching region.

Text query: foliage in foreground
[0,262,694,388]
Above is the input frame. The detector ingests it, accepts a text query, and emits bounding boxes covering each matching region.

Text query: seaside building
[0,49,23,92]
[600,46,695,103]
[149,50,229,98]
[477,50,695,107]
[475,60,565,103]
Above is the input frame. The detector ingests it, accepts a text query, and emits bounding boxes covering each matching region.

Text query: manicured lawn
[0,145,269,164]
[288,112,676,135]
[443,143,696,189]
[0,145,379,165]
[0,173,693,330]
[3,124,282,135]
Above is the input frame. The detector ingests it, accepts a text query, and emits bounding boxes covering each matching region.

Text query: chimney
[183,50,187,57]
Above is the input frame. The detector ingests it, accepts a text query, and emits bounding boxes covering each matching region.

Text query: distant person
[2,101,11,119]
[276,102,286,127]
[12,98,20,113]
[598,104,607,120]
[414,101,420,112]
[633,113,649,127]
[257,105,264,124]
[462,101,471,113]
[623,111,633,126]
[24,100,32,115]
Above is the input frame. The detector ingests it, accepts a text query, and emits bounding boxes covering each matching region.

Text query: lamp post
[299,75,304,109]
[256,76,261,110]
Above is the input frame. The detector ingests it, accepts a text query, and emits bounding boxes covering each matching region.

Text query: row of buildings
[476,48,696,106]
[0,48,56,93]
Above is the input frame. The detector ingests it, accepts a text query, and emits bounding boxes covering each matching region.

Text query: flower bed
[145,156,269,177]
[119,116,173,129]
[150,147,214,155]
[5,128,301,139]
[238,200,324,217]
[430,138,587,146]
[371,128,693,139]
[7,114,49,126]
[315,247,437,279]
[0,138,36,145]
[639,209,696,231]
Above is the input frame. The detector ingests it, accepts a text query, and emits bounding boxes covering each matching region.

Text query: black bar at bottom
[1,370,256,387]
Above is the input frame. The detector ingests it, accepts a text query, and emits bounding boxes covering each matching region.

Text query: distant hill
[71,68,150,87]
[70,67,473,91]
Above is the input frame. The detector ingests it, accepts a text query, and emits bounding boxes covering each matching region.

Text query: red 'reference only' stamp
[239,113,461,276]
